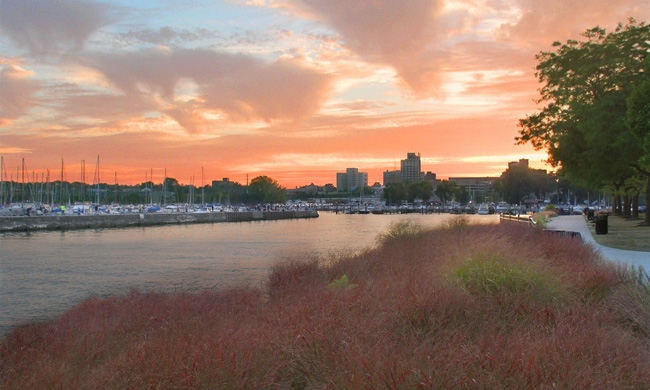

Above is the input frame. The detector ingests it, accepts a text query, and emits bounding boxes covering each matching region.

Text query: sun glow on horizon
[0,0,643,188]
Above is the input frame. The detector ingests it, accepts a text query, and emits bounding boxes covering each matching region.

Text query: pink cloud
[293,0,447,96]
[498,0,650,46]
[0,65,40,125]
[292,0,649,98]
[80,48,334,132]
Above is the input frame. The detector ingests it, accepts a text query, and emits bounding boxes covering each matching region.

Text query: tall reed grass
[2,222,650,389]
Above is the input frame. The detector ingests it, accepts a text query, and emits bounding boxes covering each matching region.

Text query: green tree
[455,186,469,204]
[496,165,555,205]
[351,185,374,197]
[247,176,287,204]
[434,180,457,204]
[517,20,650,218]
[406,181,433,203]
[163,177,179,188]
[123,192,143,204]
[626,70,650,224]
[382,182,406,205]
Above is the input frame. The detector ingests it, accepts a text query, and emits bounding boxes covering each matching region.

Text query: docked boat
[495,202,509,214]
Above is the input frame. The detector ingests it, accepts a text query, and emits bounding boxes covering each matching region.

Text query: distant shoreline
[0,210,319,232]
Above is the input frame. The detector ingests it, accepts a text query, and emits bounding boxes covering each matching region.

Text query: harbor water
[1,212,499,336]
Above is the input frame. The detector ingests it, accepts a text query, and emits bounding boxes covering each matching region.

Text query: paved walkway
[546,215,649,270]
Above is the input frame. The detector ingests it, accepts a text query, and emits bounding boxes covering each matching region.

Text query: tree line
[1,175,289,206]
[517,19,650,224]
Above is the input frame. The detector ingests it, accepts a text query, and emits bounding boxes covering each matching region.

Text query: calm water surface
[1,212,498,336]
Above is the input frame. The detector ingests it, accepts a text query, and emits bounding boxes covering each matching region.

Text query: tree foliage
[626,74,650,168]
[495,165,555,205]
[382,182,406,205]
[517,19,650,222]
[406,181,433,203]
[434,180,457,204]
[247,176,287,204]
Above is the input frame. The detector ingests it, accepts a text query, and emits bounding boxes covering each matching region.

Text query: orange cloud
[293,0,447,96]
[498,0,650,46]
[79,48,334,133]
[0,65,39,125]
[1,0,646,189]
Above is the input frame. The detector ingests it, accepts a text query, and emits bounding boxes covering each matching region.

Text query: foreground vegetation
[3,218,650,389]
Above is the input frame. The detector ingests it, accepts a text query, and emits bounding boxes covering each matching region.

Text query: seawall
[0,210,319,232]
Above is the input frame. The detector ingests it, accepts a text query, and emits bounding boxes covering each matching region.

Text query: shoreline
[0,210,319,232]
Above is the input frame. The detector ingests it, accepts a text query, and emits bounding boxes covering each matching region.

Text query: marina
[0,209,318,232]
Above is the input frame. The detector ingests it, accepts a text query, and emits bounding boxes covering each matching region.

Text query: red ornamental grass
[2,221,650,389]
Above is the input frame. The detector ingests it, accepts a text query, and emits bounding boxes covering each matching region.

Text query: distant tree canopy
[406,181,433,203]
[382,181,433,205]
[494,165,555,205]
[517,19,650,222]
[163,177,179,189]
[247,176,287,204]
[434,180,456,204]
[382,182,406,205]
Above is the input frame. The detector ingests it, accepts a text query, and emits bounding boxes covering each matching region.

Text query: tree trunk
[645,174,650,226]
[614,193,622,215]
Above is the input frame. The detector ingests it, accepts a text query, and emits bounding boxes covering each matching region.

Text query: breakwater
[0,210,318,232]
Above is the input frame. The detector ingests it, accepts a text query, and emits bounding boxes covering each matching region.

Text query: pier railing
[499,212,582,239]
[499,213,534,225]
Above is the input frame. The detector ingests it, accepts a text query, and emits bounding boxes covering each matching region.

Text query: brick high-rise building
[401,152,422,182]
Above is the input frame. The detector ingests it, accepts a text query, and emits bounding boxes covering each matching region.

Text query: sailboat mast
[60,159,63,205]
[81,159,85,203]
[96,156,100,204]
[45,169,50,205]
[21,158,25,202]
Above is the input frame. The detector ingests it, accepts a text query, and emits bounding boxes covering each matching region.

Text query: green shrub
[449,253,561,301]
[534,213,547,229]
[376,221,423,245]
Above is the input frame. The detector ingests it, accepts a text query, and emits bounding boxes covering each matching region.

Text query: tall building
[383,170,401,185]
[401,152,422,182]
[336,168,368,192]
[506,158,529,171]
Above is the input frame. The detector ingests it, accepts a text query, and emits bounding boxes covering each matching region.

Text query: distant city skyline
[1,1,647,188]
[0,153,535,189]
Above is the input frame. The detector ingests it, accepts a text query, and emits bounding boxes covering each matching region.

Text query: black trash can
[595,214,608,235]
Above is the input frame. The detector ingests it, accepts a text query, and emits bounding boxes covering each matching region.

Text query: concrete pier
[0,210,318,232]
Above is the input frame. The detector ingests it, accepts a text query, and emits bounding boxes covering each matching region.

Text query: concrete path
[546,215,649,270]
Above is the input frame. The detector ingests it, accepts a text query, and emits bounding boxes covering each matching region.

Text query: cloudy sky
[1,0,648,188]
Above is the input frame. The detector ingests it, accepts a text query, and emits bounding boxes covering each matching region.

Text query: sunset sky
[1,0,649,188]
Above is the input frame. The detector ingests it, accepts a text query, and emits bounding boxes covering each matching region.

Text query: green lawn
[586,214,650,252]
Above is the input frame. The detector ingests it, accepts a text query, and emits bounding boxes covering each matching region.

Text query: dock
[0,210,319,232]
